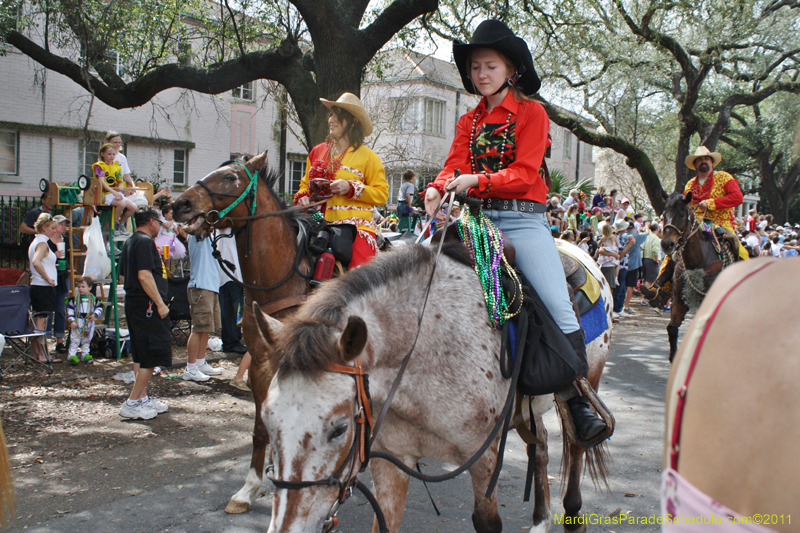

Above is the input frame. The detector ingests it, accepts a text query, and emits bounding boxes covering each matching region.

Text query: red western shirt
[433,92,550,203]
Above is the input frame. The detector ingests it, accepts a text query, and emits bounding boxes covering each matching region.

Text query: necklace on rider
[690,173,714,202]
[468,110,513,173]
[455,209,521,328]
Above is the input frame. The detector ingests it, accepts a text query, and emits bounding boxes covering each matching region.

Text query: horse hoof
[225,499,251,514]
[564,521,587,533]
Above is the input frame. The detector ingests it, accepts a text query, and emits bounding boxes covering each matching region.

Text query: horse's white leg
[530,413,551,533]
[369,455,414,533]
[562,442,587,533]
[467,443,503,533]
[227,351,272,514]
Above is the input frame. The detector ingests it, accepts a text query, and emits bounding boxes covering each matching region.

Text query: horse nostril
[173,198,190,212]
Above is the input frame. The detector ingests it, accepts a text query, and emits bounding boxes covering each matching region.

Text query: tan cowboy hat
[685,146,722,170]
[319,93,373,137]
[613,219,629,232]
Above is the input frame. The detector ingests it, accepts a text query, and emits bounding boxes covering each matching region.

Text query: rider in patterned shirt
[642,146,748,305]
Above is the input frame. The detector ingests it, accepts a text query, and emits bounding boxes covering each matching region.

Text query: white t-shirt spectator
[745,234,760,251]
[115,152,131,177]
[771,242,783,257]
[216,227,242,284]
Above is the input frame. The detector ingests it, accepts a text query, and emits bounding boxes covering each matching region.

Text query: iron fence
[0,194,41,270]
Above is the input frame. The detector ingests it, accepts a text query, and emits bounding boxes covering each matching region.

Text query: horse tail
[0,421,16,524]
[556,404,612,492]
[583,441,612,491]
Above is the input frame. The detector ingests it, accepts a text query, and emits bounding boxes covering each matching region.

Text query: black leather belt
[482,198,546,213]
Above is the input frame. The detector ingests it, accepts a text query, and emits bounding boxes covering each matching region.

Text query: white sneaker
[618,310,630,318]
[612,312,620,319]
[183,367,210,381]
[145,396,168,413]
[197,362,222,376]
[120,400,158,420]
[624,307,637,314]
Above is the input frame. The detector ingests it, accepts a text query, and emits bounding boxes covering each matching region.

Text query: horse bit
[267,357,389,532]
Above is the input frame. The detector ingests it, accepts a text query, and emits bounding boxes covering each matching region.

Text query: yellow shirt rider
[642,146,748,304]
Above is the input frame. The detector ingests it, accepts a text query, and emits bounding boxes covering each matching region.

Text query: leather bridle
[663,204,703,258]
[190,162,330,305]
[268,357,388,532]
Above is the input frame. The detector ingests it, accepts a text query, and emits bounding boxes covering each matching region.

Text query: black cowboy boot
[559,330,607,442]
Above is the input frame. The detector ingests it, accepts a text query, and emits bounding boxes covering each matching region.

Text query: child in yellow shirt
[92,143,136,236]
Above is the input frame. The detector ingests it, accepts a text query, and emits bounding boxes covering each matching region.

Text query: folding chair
[0,285,55,379]
[167,276,191,346]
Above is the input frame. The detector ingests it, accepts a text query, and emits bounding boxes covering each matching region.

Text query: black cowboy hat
[453,19,541,96]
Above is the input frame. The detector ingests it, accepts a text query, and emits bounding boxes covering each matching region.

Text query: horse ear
[253,301,283,346]
[683,191,693,204]
[339,316,368,362]
[246,151,268,174]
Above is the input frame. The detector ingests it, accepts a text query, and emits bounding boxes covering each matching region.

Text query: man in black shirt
[19,193,54,248]
[119,205,171,420]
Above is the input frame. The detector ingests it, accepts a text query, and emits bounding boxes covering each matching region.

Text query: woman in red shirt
[424,20,605,441]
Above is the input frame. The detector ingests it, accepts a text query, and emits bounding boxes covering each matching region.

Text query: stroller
[168,277,191,346]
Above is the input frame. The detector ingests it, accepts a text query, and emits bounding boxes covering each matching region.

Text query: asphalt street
[10,309,675,533]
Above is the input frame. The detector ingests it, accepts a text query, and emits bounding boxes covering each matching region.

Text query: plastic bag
[83,215,111,281]
[128,191,149,206]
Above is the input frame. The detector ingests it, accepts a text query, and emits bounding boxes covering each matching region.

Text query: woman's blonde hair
[600,223,614,242]
[34,213,55,234]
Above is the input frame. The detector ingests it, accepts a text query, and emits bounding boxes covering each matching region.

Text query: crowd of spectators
[15,130,252,420]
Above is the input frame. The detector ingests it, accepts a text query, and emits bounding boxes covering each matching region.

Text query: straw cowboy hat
[613,219,629,232]
[319,93,373,137]
[453,19,541,96]
[685,146,722,170]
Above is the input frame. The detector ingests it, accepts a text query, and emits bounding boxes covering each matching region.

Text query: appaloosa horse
[663,258,799,532]
[172,152,314,513]
[256,240,614,533]
[659,191,741,362]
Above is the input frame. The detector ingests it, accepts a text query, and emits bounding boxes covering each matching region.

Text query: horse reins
[268,357,389,532]
[665,204,733,297]
[194,161,331,297]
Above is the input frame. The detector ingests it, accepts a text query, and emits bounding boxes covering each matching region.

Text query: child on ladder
[67,277,103,365]
[93,143,136,238]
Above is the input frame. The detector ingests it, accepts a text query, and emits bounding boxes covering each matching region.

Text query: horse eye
[329,424,348,441]
[225,174,237,182]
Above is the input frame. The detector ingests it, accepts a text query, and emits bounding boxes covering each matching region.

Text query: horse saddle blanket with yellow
[558,249,602,315]
[558,248,606,345]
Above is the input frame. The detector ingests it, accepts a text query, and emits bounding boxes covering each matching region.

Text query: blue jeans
[613,267,628,313]
[490,210,580,334]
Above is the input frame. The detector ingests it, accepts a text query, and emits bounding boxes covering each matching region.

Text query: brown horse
[659,191,741,362]
[172,152,313,513]
[663,258,799,531]
[0,421,15,524]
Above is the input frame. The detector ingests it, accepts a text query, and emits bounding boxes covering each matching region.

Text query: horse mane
[272,242,472,376]
[219,159,300,226]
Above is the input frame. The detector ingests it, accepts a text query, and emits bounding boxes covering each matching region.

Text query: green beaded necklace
[455,209,520,328]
